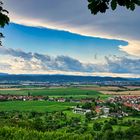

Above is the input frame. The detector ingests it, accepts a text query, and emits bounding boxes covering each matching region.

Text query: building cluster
[73,106,110,118]
[0,95,46,101]
[108,96,140,111]
[1,94,140,119]
[73,107,91,115]
[48,97,94,103]
[0,94,95,103]
[73,96,140,118]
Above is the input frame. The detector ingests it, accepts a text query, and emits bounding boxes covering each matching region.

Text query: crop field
[0,87,111,113]
[80,86,124,91]
[0,101,78,112]
[80,86,140,96]
[0,87,110,99]
[100,90,140,95]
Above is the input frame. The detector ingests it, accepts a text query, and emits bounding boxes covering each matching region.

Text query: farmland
[0,101,78,112]
[0,85,140,140]
[0,86,110,113]
[80,85,140,96]
[100,90,140,96]
[0,86,140,113]
[1,85,140,97]
[0,87,110,99]
[0,87,109,112]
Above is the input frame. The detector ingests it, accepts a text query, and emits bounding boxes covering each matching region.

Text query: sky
[0,0,140,77]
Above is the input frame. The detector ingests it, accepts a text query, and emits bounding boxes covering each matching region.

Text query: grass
[64,110,85,121]
[113,125,129,131]
[0,101,78,112]
[0,90,27,95]
[123,116,140,121]
[0,87,110,99]
[0,87,110,114]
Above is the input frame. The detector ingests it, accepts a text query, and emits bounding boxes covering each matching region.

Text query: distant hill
[0,73,9,76]
[0,74,131,83]
[0,74,139,85]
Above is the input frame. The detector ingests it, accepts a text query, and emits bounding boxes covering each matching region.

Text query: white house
[73,107,91,115]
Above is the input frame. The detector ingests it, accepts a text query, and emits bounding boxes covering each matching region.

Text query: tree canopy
[88,0,140,15]
[0,1,9,46]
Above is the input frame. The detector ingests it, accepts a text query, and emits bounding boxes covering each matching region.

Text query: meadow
[0,87,110,113]
[0,101,78,112]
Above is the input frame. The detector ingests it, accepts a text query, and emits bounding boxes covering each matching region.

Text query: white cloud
[119,41,140,57]
[0,46,140,77]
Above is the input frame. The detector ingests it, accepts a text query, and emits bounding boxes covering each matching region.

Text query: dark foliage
[88,0,140,15]
[0,111,140,140]
[0,1,9,46]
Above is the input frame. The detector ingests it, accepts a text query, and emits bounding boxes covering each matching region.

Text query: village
[108,96,140,111]
[0,93,140,119]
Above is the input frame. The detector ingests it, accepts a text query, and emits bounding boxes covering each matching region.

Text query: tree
[109,118,118,125]
[115,129,124,140]
[82,102,92,109]
[85,111,96,121]
[88,0,140,15]
[102,122,113,132]
[102,130,115,140]
[93,122,102,131]
[32,117,44,131]
[0,1,10,46]
[133,135,140,140]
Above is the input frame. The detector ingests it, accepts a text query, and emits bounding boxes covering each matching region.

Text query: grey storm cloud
[55,56,88,72]
[4,0,140,41]
[0,47,94,72]
[0,47,33,60]
[0,47,140,75]
[105,56,140,74]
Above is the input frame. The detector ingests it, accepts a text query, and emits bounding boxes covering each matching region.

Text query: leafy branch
[0,1,10,46]
[88,0,140,15]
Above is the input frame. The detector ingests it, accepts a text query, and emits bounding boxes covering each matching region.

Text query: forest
[0,111,140,140]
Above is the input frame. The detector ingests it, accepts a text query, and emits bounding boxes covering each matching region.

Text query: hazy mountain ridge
[0,74,139,83]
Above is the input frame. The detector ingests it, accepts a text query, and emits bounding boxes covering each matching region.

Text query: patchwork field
[100,90,140,95]
[0,87,109,99]
[80,86,124,91]
[0,87,111,112]
[0,86,139,114]
[80,86,140,96]
[1,85,140,99]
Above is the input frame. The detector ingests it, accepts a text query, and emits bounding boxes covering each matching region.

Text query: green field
[0,87,110,113]
[0,101,78,112]
[0,87,110,99]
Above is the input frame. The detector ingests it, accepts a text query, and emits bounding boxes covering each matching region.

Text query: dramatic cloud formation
[4,0,140,57]
[0,46,94,73]
[1,1,140,77]
[105,56,140,74]
[0,46,140,77]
